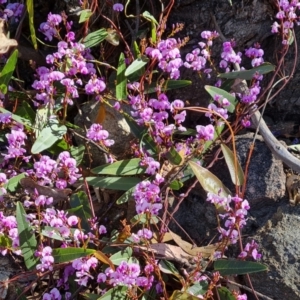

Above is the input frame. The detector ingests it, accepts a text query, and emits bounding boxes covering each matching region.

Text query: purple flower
[42,288,62,300]
[196,124,215,141]
[99,225,107,234]
[85,76,106,94]
[137,228,153,240]
[113,3,124,12]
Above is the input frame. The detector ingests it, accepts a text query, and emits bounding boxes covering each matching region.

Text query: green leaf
[125,56,149,77]
[287,144,300,153]
[15,101,36,124]
[110,247,133,265]
[189,161,231,197]
[0,235,12,248]
[97,286,128,300]
[47,138,69,154]
[205,85,237,113]
[218,287,235,300]
[142,11,158,43]
[82,29,108,49]
[140,132,157,156]
[69,191,92,232]
[81,293,100,300]
[169,180,183,190]
[92,158,145,176]
[0,107,32,127]
[145,80,192,94]
[116,53,127,100]
[218,63,275,80]
[16,202,38,270]
[70,144,85,166]
[116,185,135,204]
[41,226,64,241]
[165,147,183,166]
[170,290,203,300]
[142,11,159,25]
[133,41,140,58]
[31,119,67,154]
[214,259,268,275]
[288,29,294,45]
[0,49,18,94]
[85,177,141,190]
[130,213,159,225]
[52,247,95,264]
[187,282,209,296]
[26,0,37,49]
[220,144,244,186]
[79,9,93,23]
[159,260,181,277]
[5,173,25,192]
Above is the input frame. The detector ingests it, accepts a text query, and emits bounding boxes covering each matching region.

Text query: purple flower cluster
[133,174,164,215]
[32,152,81,188]
[145,38,183,79]
[129,90,186,145]
[4,123,27,160]
[239,240,261,261]
[36,246,54,272]
[204,93,230,125]
[196,124,215,141]
[272,0,300,44]
[206,194,250,257]
[245,45,264,67]
[42,288,63,300]
[0,212,19,255]
[184,30,218,76]
[33,13,105,106]
[140,157,160,175]
[39,13,63,41]
[72,256,98,286]
[220,41,242,70]
[97,261,154,289]
[0,2,24,22]
[131,228,153,243]
[86,123,115,147]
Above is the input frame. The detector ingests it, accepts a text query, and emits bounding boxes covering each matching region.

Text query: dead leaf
[0,19,17,54]
[169,229,218,258]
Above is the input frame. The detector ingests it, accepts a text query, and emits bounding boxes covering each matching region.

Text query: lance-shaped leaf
[82,28,108,48]
[0,49,18,94]
[218,63,275,80]
[26,0,37,49]
[220,144,244,186]
[189,161,231,197]
[85,176,141,190]
[92,158,145,176]
[116,53,127,100]
[125,55,149,77]
[52,247,95,263]
[31,119,67,154]
[214,259,268,275]
[16,202,38,270]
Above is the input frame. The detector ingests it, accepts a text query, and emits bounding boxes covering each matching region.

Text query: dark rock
[250,205,300,299]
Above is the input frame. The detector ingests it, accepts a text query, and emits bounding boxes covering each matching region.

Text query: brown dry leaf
[169,229,218,258]
[0,18,17,54]
[134,243,193,262]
